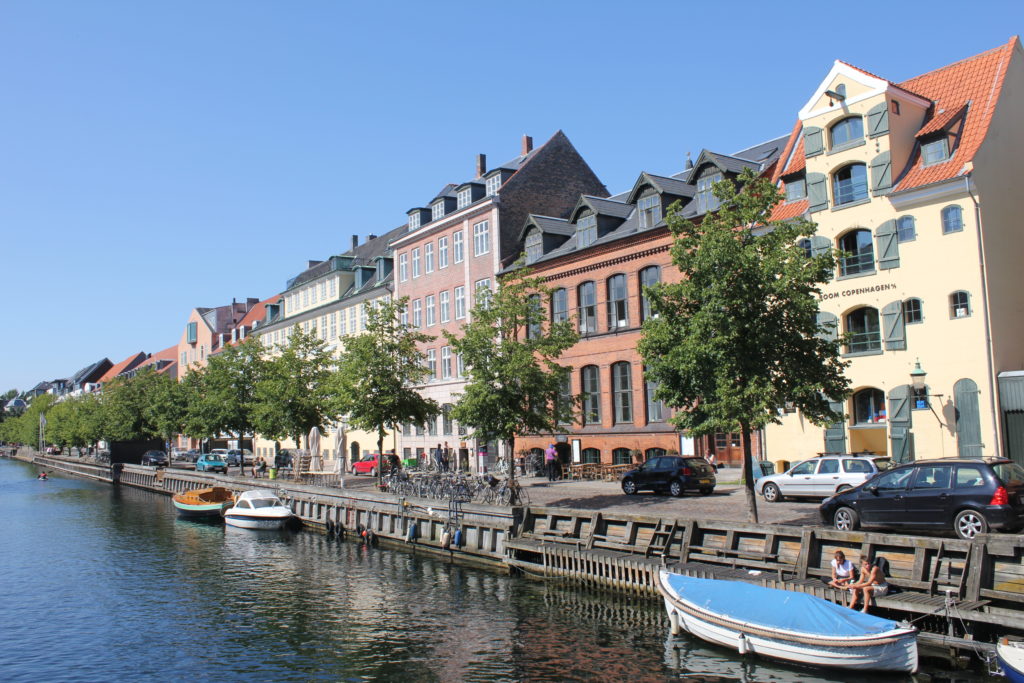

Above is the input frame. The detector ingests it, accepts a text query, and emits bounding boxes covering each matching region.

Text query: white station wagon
[756,454,891,502]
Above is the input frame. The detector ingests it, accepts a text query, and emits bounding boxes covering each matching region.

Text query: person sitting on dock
[828,550,856,589]
[848,556,889,613]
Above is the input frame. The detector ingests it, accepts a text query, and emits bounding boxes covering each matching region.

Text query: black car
[621,456,716,497]
[819,457,1024,540]
[140,450,168,467]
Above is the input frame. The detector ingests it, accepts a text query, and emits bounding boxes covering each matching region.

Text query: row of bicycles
[382,469,530,507]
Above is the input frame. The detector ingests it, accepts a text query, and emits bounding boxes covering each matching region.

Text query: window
[577,213,597,248]
[425,243,434,273]
[441,347,452,379]
[896,215,916,242]
[302,288,309,307]
[791,461,817,476]
[638,194,661,228]
[875,468,914,491]
[360,304,368,330]
[830,116,864,148]
[853,388,886,424]
[457,188,471,209]
[525,229,543,264]
[473,220,490,256]
[696,170,723,214]
[527,294,542,339]
[798,238,812,258]
[913,386,929,410]
[921,138,948,165]
[578,281,597,334]
[454,286,466,319]
[432,202,445,221]
[551,288,568,323]
[426,416,437,437]
[832,163,868,205]
[412,299,422,328]
[645,378,664,422]
[453,230,465,263]
[903,298,923,324]
[349,307,356,332]
[442,404,453,434]
[818,459,839,474]
[425,295,436,326]
[426,349,436,378]
[639,266,660,321]
[645,448,666,461]
[838,229,874,276]
[557,374,572,425]
[474,278,491,309]
[843,458,874,473]
[408,213,420,231]
[891,100,901,115]
[438,237,449,268]
[607,274,628,329]
[485,173,501,196]
[956,465,986,488]
[845,307,881,353]
[785,177,807,202]
[456,351,465,378]
[950,290,971,318]
[439,290,450,323]
[412,248,421,278]
[400,305,408,328]
[912,465,952,490]
[612,362,633,424]
[581,365,601,424]
[942,205,963,234]
[583,448,602,464]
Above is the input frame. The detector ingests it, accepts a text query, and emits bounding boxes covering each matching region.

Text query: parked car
[820,458,1024,540]
[756,454,891,502]
[140,450,168,467]
[620,456,716,497]
[351,453,399,476]
[195,453,228,473]
[227,449,254,465]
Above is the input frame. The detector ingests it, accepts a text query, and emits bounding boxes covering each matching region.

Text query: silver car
[757,454,891,502]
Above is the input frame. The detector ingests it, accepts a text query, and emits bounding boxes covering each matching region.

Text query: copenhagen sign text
[818,282,896,300]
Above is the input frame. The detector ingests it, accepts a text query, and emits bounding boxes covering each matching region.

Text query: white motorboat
[223,490,293,530]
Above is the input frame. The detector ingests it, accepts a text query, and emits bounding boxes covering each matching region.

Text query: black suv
[621,456,716,497]
[820,457,1024,539]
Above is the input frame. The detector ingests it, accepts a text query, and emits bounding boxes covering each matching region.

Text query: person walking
[433,443,445,472]
[545,443,558,482]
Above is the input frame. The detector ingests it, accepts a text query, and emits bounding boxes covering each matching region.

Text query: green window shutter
[870,151,892,196]
[875,220,899,270]
[954,378,983,458]
[888,385,912,426]
[816,311,838,343]
[881,300,906,351]
[807,172,828,212]
[804,126,824,157]
[889,426,913,464]
[187,322,198,344]
[867,102,890,138]
[810,235,832,257]
[824,400,846,454]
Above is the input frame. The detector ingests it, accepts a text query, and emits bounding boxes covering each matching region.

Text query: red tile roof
[771,199,808,222]
[226,295,278,346]
[99,352,148,383]
[135,345,178,375]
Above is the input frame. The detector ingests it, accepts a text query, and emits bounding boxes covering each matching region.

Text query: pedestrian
[442,441,451,472]
[433,443,445,472]
[545,443,558,482]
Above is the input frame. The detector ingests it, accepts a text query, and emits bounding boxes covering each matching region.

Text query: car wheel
[669,479,684,497]
[622,478,637,495]
[834,506,859,531]
[954,509,988,540]
[371,468,377,476]
[699,487,713,496]
[762,483,783,503]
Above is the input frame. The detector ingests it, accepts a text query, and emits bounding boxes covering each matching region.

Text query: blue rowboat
[998,638,1024,682]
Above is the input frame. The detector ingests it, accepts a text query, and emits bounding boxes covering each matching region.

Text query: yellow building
[766,38,1024,464]
[250,229,405,468]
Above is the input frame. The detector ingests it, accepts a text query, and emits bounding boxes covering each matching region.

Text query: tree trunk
[377,427,385,488]
[740,420,760,524]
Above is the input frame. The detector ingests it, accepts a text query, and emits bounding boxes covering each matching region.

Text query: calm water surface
[0,458,996,682]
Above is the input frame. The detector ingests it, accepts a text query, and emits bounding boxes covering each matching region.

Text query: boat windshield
[251,498,281,509]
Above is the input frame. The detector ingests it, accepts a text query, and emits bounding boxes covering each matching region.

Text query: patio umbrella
[308,426,322,472]
[333,425,347,474]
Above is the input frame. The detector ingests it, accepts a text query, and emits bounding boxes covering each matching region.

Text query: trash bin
[268,468,278,480]
[774,460,790,474]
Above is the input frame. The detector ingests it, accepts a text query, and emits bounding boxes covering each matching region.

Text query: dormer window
[457,188,471,209]
[408,213,420,231]
[525,229,543,264]
[485,174,501,196]
[695,170,723,214]
[638,194,661,228]
[431,202,445,221]
[921,138,949,166]
[577,213,597,248]
[785,177,807,202]
[830,116,864,150]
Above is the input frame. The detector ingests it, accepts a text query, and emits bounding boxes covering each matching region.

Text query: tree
[253,325,341,451]
[445,266,578,481]
[139,370,187,456]
[101,374,151,442]
[638,168,850,523]
[47,393,104,450]
[335,297,438,473]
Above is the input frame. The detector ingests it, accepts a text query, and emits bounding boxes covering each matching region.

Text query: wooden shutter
[804,126,824,157]
[875,220,900,270]
[807,172,828,213]
[810,235,832,257]
[954,378,983,458]
[816,311,838,343]
[890,426,912,464]
[870,151,892,196]
[823,400,846,454]
[881,300,906,350]
[867,102,890,138]
[888,385,912,427]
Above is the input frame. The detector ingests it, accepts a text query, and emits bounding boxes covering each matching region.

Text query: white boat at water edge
[657,571,918,674]
[223,490,294,530]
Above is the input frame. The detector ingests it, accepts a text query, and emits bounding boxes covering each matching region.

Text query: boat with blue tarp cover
[657,571,917,673]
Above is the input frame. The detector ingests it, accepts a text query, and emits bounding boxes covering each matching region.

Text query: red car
[351,453,398,476]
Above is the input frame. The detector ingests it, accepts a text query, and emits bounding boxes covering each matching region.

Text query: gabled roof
[569,194,634,222]
[626,172,695,204]
[688,150,764,181]
[99,352,148,383]
[518,214,574,241]
[69,358,111,387]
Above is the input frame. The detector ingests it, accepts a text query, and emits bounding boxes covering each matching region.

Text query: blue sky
[1,1,1020,392]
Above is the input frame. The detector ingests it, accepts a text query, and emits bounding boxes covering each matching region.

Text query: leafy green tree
[335,297,438,469]
[139,370,187,454]
[47,394,103,450]
[101,374,151,441]
[15,394,56,448]
[253,325,341,450]
[639,169,850,523]
[444,267,578,480]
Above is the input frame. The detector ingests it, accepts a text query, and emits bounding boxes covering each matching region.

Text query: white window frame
[454,286,466,320]
[453,230,465,263]
[473,220,490,256]
[427,348,436,378]
[438,237,449,268]
[425,294,436,326]
[412,248,421,278]
[360,304,367,330]
[412,299,422,328]
[441,346,452,379]
[408,213,420,231]
[439,290,450,323]
[424,242,434,274]
[398,253,408,282]
[475,278,491,308]
[432,202,445,221]
[457,188,471,209]
[486,174,501,196]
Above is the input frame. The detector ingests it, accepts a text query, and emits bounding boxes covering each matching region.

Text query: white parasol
[308,426,322,471]
[333,424,347,474]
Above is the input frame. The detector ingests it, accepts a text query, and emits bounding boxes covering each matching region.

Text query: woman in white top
[828,550,855,589]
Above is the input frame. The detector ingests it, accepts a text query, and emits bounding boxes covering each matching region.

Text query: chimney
[476,153,487,177]
[685,151,693,170]
[368,233,378,241]
[521,135,533,156]
[352,235,358,250]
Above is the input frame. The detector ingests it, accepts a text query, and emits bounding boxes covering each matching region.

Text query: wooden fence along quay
[19,450,1024,656]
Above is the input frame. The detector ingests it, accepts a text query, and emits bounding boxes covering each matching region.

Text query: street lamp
[910,359,927,393]
[909,359,946,426]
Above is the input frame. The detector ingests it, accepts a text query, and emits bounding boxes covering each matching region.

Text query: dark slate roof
[733,134,789,164]
[430,183,458,202]
[70,359,110,386]
[580,195,634,219]
[519,215,574,241]
[345,224,407,262]
[629,173,696,203]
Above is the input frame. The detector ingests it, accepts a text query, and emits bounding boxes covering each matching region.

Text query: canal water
[0,458,997,682]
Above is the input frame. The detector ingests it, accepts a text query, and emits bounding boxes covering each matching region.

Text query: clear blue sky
[1,1,1020,392]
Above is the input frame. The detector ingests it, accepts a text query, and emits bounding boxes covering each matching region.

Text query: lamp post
[910,359,927,394]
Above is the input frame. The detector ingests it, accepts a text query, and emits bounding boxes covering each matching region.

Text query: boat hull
[224,513,290,530]
[998,640,1024,683]
[173,501,229,520]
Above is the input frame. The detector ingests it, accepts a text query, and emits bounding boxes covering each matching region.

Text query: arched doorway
[350,441,360,465]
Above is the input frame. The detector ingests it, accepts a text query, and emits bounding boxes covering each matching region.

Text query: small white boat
[658,571,917,673]
[998,637,1024,682]
[223,490,293,530]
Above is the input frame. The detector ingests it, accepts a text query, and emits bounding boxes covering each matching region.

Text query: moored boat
[657,571,917,673]
[172,486,234,520]
[223,489,293,530]
[998,637,1024,682]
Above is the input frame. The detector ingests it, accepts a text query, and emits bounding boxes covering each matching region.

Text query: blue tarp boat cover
[664,573,902,637]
